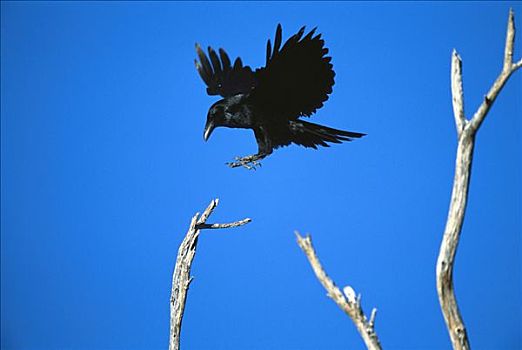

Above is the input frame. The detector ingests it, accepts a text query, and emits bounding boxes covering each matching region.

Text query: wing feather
[272,24,282,59]
[266,39,272,63]
[195,44,255,97]
[208,47,222,76]
[195,44,213,82]
[219,48,231,72]
[251,25,335,120]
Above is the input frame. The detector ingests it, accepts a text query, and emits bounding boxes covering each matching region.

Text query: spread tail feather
[289,120,365,149]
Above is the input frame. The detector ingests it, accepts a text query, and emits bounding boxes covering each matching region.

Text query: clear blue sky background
[1,2,520,349]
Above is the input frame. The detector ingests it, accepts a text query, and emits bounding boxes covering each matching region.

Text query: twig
[196,218,251,230]
[369,308,378,329]
[169,199,251,350]
[436,9,521,350]
[295,232,382,350]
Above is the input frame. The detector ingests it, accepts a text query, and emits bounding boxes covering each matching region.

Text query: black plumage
[195,25,365,168]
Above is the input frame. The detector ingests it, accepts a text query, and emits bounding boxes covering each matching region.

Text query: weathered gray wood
[169,199,251,350]
[296,232,381,350]
[436,9,521,350]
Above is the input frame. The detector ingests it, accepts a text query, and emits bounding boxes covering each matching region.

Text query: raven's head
[203,95,248,141]
[203,100,226,141]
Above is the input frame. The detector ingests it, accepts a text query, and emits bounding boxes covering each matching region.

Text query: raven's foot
[227,154,266,170]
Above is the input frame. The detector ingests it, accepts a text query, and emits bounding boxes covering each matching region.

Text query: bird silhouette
[195,24,365,169]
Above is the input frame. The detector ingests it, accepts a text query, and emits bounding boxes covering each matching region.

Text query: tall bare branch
[296,232,381,350]
[169,199,251,350]
[436,9,521,350]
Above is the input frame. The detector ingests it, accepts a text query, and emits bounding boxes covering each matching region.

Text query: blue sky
[1,2,520,349]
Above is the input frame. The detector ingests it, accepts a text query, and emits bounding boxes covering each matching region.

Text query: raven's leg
[227,127,273,170]
[227,153,267,170]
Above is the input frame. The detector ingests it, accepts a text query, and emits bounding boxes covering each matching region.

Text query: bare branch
[295,232,381,350]
[451,50,466,134]
[436,9,521,350]
[198,198,219,224]
[169,199,251,350]
[196,218,251,230]
[503,8,516,71]
[436,136,474,350]
[469,8,521,132]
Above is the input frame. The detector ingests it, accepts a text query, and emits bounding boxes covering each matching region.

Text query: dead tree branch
[169,199,251,350]
[296,232,381,350]
[436,9,521,350]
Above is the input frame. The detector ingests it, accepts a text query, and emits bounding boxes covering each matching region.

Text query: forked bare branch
[436,9,521,350]
[169,199,251,350]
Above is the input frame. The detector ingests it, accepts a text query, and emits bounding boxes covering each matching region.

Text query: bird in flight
[195,25,365,169]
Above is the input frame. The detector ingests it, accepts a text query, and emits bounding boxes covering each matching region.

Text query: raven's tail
[289,120,366,149]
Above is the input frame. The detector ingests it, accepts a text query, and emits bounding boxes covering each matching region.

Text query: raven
[195,25,365,169]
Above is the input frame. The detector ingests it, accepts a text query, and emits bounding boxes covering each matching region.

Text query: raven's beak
[203,120,215,141]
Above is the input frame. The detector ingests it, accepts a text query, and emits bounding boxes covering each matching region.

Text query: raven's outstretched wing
[250,25,335,120]
[195,44,255,98]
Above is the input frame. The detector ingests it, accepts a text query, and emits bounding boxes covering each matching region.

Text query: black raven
[195,25,365,169]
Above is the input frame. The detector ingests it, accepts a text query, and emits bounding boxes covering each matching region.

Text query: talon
[226,154,264,170]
